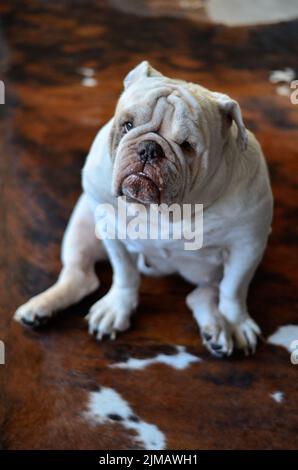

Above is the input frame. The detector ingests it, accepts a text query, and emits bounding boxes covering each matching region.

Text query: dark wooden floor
[0,0,298,450]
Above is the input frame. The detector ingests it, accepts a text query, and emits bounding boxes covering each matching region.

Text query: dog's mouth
[121,172,160,204]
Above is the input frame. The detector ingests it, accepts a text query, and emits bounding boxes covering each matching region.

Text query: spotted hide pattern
[0,0,298,450]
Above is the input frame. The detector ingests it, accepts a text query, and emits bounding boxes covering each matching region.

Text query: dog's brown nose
[137,140,164,163]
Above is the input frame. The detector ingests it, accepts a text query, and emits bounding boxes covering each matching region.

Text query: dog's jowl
[15,61,273,357]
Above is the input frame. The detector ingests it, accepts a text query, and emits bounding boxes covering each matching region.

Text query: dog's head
[110,61,247,205]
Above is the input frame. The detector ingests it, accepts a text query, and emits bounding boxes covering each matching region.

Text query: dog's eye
[180,140,192,152]
[123,121,133,133]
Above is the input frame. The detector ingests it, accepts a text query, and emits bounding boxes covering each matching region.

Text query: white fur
[268,325,298,352]
[270,391,284,403]
[269,68,295,84]
[14,62,273,357]
[110,345,201,370]
[84,387,166,450]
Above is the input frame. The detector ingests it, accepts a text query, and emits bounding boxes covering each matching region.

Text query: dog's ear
[212,92,248,151]
[124,61,162,89]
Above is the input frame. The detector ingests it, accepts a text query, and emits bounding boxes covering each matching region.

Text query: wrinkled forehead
[116,78,201,134]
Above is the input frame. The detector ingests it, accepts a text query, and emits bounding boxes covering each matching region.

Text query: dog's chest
[124,235,224,282]
[95,202,225,278]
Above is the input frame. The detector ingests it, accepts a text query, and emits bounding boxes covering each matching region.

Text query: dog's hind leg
[14,193,105,327]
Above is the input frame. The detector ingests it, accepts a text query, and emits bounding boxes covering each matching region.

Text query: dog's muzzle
[122,173,160,204]
[137,140,164,163]
[120,139,164,204]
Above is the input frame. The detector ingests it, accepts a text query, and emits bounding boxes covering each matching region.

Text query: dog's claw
[203,332,212,341]
[201,317,233,358]
[231,316,260,356]
[19,314,49,329]
[86,286,136,342]
[96,331,103,341]
[21,318,36,327]
[110,330,117,340]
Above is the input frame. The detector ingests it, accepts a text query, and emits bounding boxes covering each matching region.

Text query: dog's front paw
[201,315,233,358]
[230,316,261,355]
[14,296,53,328]
[86,285,138,340]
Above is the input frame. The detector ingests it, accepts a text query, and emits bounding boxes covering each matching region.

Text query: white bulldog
[15,61,273,357]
